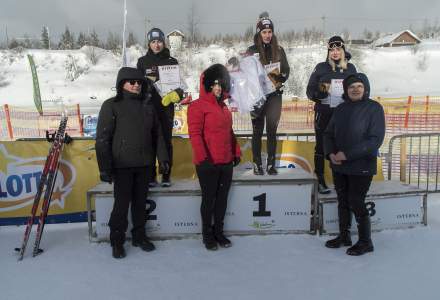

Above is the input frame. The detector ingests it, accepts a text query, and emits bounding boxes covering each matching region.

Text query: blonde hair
[328,48,348,72]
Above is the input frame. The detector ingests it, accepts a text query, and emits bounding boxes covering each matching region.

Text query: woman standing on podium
[188,64,241,251]
[306,36,357,194]
[247,12,290,176]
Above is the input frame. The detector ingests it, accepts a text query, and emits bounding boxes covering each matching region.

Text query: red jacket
[188,76,241,165]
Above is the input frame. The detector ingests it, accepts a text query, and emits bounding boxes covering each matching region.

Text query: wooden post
[76,103,84,137]
[4,104,14,140]
[404,96,412,129]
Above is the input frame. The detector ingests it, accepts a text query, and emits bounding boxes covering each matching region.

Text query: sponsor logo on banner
[173,117,184,131]
[250,220,275,230]
[0,145,76,213]
[276,153,313,173]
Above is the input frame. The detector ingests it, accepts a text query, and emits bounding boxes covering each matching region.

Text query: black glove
[159,161,170,175]
[233,157,241,167]
[100,171,112,184]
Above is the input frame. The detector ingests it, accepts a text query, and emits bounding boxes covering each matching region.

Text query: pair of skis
[15,116,72,260]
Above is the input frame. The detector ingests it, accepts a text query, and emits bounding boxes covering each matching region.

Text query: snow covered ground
[1,193,439,300]
[1,40,440,112]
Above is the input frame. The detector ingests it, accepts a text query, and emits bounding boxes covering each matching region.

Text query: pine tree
[127,31,137,47]
[59,26,75,50]
[77,32,87,48]
[41,26,50,49]
[106,32,121,53]
[89,29,100,47]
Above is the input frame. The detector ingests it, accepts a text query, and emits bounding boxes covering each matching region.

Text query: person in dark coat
[306,36,357,194]
[188,64,241,251]
[323,72,385,256]
[95,67,169,259]
[247,13,290,176]
[137,28,185,187]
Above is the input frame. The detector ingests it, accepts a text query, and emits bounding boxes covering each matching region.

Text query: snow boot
[202,225,218,251]
[132,235,156,252]
[112,244,126,259]
[347,216,374,256]
[317,174,331,194]
[253,163,264,176]
[266,157,278,175]
[214,223,232,248]
[325,207,352,248]
[161,173,171,187]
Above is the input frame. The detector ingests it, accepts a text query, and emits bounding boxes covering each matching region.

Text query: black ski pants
[109,166,150,245]
[151,105,174,182]
[251,93,282,165]
[196,162,233,231]
[332,171,373,223]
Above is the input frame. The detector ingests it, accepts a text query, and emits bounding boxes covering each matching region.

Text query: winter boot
[112,244,126,259]
[317,174,331,194]
[346,216,374,256]
[325,207,352,248]
[214,223,232,248]
[253,163,265,176]
[202,225,218,251]
[132,235,156,252]
[161,173,171,187]
[266,157,278,175]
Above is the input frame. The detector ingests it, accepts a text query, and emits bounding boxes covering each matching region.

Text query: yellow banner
[0,138,383,221]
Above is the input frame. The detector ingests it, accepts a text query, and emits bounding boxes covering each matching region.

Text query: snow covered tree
[243,25,254,42]
[89,29,100,47]
[59,27,75,50]
[106,32,121,53]
[41,27,50,49]
[127,31,138,47]
[77,32,87,48]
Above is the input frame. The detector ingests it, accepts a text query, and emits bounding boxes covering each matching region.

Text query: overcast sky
[1,0,439,43]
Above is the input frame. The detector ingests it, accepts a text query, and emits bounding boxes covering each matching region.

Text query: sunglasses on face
[328,41,344,49]
[127,80,142,86]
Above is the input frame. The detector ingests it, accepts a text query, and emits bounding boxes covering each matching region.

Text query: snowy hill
[1,40,440,110]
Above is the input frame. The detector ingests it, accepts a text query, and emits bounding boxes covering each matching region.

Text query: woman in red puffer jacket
[188,64,241,251]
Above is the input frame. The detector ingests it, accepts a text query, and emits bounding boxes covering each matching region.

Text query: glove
[159,161,170,175]
[100,171,112,184]
[161,90,181,107]
[233,157,241,167]
[319,82,331,93]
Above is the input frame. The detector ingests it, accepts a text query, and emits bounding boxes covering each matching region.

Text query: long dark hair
[254,33,280,65]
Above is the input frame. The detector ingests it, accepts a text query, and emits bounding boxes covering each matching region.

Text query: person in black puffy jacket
[323,73,385,256]
[306,36,357,194]
[95,67,169,259]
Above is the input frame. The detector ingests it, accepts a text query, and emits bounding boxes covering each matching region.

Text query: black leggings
[109,167,150,245]
[314,110,333,176]
[196,163,233,229]
[151,105,174,182]
[251,93,282,165]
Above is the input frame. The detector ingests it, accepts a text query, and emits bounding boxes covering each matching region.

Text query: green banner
[27,54,43,115]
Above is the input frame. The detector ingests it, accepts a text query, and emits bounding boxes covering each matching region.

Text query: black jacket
[306,57,357,113]
[95,68,168,172]
[247,44,290,86]
[137,48,182,120]
[323,73,385,176]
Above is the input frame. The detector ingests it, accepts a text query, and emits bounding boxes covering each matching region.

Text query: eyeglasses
[127,80,142,85]
[328,41,344,49]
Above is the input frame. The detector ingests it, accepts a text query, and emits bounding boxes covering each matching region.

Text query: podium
[87,168,317,241]
[318,181,427,235]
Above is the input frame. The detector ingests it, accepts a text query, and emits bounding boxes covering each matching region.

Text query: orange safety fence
[1,96,440,140]
[0,104,83,140]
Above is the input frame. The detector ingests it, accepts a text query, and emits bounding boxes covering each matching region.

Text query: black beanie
[202,64,230,93]
[343,74,364,96]
[147,28,165,43]
[256,18,274,33]
[328,35,345,51]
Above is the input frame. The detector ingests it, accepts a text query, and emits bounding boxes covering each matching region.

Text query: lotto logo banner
[0,140,99,223]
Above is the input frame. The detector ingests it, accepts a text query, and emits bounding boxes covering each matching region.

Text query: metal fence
[385,133,440,192]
